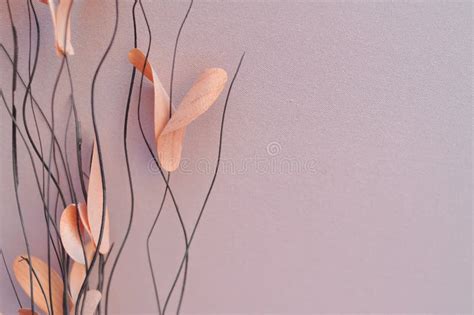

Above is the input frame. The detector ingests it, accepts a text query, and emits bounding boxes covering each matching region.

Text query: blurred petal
[78,202,92,237]
[128,48,154,82]
[157,68,227,172]
[13,256,72,315]
[69,242,96,303]
[157,127,186,172]
[87,142,110,254]
[161,68,227,135]
[127,48,170,139]
[81,290,102,315]
[60,204,86,263]
[55,0,74,55]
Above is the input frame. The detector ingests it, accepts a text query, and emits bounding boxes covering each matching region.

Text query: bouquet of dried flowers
[1,0,244,314]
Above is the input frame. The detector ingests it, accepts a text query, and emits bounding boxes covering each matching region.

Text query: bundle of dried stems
[1,0,245,314]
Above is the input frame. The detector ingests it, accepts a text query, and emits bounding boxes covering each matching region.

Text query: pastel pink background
[0,1,472,314]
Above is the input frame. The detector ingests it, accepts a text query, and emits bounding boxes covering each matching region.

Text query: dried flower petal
[78,202,92,237]
[69,242,96,303]
[87,142,111,254]
[161,68,228,135]
[127,48,170,139]
[128,48,154,82]
[157,68,227,171]
[55,0,74,55]
[43,0,74,56]
[13,255,72,315]
[60,204,87,263]
[81,290,102,315]
[156,127,186,172]
[128,50,227,172]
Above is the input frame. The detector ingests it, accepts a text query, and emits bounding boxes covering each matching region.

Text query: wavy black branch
[163,53,246,314]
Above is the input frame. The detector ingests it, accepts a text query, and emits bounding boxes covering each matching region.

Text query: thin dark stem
[63,95,90,314]
[0,90,64,286]
[156,1,195,312]
[6,0,35,311]
[135,51,184,315]
[97,254,105,310]
[0,90,65,282]
[1,249,22,308]
[132,1,193,313]
[19,256,52,315]
[62,97,74,201]
[1,39,74,275]
[47,58,68,315]
[132,1,162,313]
[95,242,114,315]
[168,1,194,312]
[10,102,36,313]
[58,6,76,313]
[64,57,88,202]
[26,2,54,278]
[140,1,194,313]
[104,243,115,265]
[75,1,120,313]
[47,57,74,205]
[0,65,66,275]
[163,53,245,314]
[103,0,139,311]
[146,172,168,314]
[0,43,69,209]
[26,0,45,199]
[169,0,193,115]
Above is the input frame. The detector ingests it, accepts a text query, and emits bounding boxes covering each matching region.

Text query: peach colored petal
[128,48,175,170]
[47,0,57,30]
[54,0,74,56]
[78,202,92,237]
[44,0,74,56]
[157,127,186,172]
[87,142,110,254]
[152,66,171,141]
[156,68,227,172]
[127,48,170,140]
[69,242,96,303]
[60,204,87,264]
[128,48,153,82]
[161,68,228,135]
[81,290,102,315]
[127,51,227,173]
[18,309,39,315]
[13,255,72,315]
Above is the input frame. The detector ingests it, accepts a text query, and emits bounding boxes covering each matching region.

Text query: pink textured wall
[0,1,472,314]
